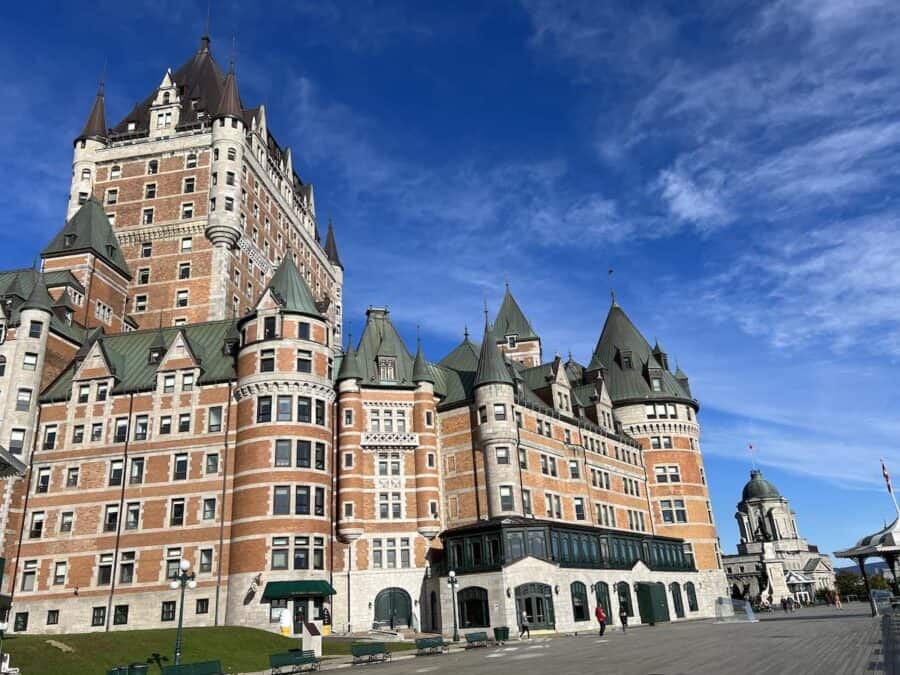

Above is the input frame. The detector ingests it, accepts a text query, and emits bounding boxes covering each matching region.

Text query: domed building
[723,469,835,604]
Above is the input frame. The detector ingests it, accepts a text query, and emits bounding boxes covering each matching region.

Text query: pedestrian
[519,609,531,640]
[619,605,628,634]
[835,593,843,610]
[781,597,787,612]
[595,604,606,637]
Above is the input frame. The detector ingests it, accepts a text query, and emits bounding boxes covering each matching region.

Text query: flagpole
[882,459,900,519]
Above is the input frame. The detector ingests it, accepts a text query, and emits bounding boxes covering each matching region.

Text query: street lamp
[170,558,197,666]
[447,570,459,642]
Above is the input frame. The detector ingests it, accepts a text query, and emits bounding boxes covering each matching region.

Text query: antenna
[748,443,757,471]
[230,34,236,70]
[204,0,211,38]
[608,268,616,306]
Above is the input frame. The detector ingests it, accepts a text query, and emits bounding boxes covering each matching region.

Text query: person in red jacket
[595,604,607,636]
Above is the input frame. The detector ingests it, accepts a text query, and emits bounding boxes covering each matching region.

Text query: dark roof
[353,308,417,386]
[412,340,435,384]
[591,302,693,405]
[76,83,107,143]
[42,320,238,402]
[324,220,343,269]
[474,321,513,388]
[493,286,538,341]
[336,341,362,382]
[42,270,84,293]
[265,256,321,318]
[42,198,131,279]
[0,269,85,343]
[214,64,243,120]
[741,469,781,501]
[21,272,54,313]
[439,332,480,371]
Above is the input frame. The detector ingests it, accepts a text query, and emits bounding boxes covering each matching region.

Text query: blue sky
[2,0,899,563]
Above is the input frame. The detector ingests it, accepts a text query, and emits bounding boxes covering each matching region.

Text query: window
[46,610,59,625]
[92,606,106,627]
[297,397,311,423]
[227,147,236,161]
[277,395,292,422]
[180,237,193,252]
[257,396,272,422]
[478,406,487,424]
[170,499,185,526]
[163,374,175,394]
[173,453,188,480]
[208,406,222,433]
[141,242,152,258]
[108,459,124,486]
[315,443,325,470]
[103,504,119,532]
[181,203,194,219]
[522,489,532,515]
[23,352,37,371]
[655,465,681,483]
[59,511,73,533]
[298,322,310,340]
[574,497,586,520]
[125,502,140,530]
[161,601,176,622]
[377,356,396,381]
[685,582,699,612]
[77,384,90,403]
[178,413,191,432]
[426,410,434,427]
[184,176,196,194]
[569,459,580,479]
[166,549,182,579]
[296,349,312,373]
[147,160,158,175]
[260,349,275,373]
[205,453,219,474]
[493,403,507,420]
[507,335,517,348]
[142,208,154,225]
[98,553,114,585]
[315,400,326,426]
[378,492,402,519]
[90,423,103,442]
[110,165,121,178]
[496,446,510,464]
[274,486,290,515]
[42,424,56,450]
[133,415,148,441]
[176,290,188,307]
[597,503,616,527]
[199,548,213,573]
[97,382,108,401]
[0,356,5,376]
[113,605,129,625]
[28,320,43,338]
[145,183,157,199]
[182,373,194,391]
[196,598,209,614]
[571,581,589,621]
[9,429,25,454]
[499,486,514,511]
[271,537,289,570]
[186,153,198,169]
[179,261,191,279]
[16,388,32,411]
[66,467,79,487]
[119,551,135,584]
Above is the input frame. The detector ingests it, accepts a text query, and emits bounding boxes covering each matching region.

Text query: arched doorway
[670,582,685,618]
[515,583,554,630]
[570,581,589,622]
[373,587,412,629]
[616,581,634,618]
[595,581,612,624]
[458,587,490,628]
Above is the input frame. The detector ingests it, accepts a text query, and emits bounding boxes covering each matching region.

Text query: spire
[324,219,343,269]
[76,81,108,144]
[214,59,243,120]
[21,271,54,313]
[474,318,513,388]
[336,337,362,383]
[493,284,538,341]
[674,361,691,396]
[412,331,434,384]
[265,256,321,317]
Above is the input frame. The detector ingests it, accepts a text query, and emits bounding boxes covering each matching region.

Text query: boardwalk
[346,604,882,675]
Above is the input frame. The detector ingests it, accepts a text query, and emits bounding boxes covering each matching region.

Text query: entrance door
[515,583,555,630]
[595,581,612,624]
[670,583,685,618]
[293,598,309,634]
[373,587,412,629]
[636,582,670,625]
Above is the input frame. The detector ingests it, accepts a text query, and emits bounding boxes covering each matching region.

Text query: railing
[883,608,900,674]
[360,432,420,448]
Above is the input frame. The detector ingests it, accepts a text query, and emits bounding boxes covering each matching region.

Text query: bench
[351,642,392,664]
[161,660,223,675]
[464,631,488,648]
[415,636,447,656]
[270,651,321,673]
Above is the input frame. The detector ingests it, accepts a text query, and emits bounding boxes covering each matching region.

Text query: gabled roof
[76,83,107,143]
[354,308,416,386]
[591,301,693,405]
[493,286,538,341]
[474,321,513,388]
[42,198,131,279]
[42,320,238,402]
[264,256,321,318]
[324,220,343,269]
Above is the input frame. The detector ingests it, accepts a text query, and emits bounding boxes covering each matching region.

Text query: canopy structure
[0,446,26,479]
[835,517,900,616]
[261,580,337,601]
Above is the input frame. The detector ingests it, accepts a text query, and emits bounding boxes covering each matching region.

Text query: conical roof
[324,220,343,269]
[42,198,131,279]
[741,469,781,501]
[265,256,321,318]
[336,341,362,382]
[493,286,538,341]
[474,321,513,388]
[412,340,434,384]
[214,63,243,120]
[76,83,108,143]
[21,271,54,313]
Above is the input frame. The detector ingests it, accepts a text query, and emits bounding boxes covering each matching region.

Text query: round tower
[227,258,335,630]
[335,339,364,544]
[472,322,519,518]
[68,84,108,220]
[411,341,441,539]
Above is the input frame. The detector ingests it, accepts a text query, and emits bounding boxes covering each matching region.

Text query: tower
[68,83,108,220]
[493,285,541,367]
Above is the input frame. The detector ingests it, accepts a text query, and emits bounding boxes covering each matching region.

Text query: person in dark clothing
[619,605,629,633]
[595,604,607,636]
[519,609,531,639]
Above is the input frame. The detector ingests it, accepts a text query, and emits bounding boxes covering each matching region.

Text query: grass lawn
[3,626,416,674]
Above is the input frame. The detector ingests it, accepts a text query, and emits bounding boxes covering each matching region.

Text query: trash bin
[493,626,509,643]
[129,664,149,675]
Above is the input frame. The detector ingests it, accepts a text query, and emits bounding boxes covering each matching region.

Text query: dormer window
[148,348,163,365]
[63,234,76,248]
[651,377,662,392]
[377,356,396,382]
[506,335,517,349]
[163,91,171,105]
[621,350,633,369]
[127,122,136,132]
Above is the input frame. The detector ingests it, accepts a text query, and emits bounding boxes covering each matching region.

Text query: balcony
[360,432,419,449]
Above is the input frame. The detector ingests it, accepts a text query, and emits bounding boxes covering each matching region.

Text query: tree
[835,572,864,598]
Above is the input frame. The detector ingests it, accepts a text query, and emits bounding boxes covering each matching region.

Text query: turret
[69,82,108,219]
[411,337,440,538]
[323,220,344,348]
[473,320,519,518]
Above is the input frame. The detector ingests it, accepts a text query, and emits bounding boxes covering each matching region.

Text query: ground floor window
[14,612,28,632]
[458,586,490,628]
[46,610,59,626]
[270,599,288,623]
[161,601,176,622]
[196,598,209,614]
[114,605,129,625]
[91,606,106,627]
[571,581,589,621]
[685,582,698,612]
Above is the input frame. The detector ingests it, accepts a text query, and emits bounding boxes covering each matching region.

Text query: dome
[741,469,781,501]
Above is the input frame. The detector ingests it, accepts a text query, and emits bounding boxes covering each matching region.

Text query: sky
[1,0,899,563]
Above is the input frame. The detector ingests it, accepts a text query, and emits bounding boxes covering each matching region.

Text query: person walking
[619,605,629,634]
[519,609,531,640]
[835,593,843,610]
[595,604,607,637]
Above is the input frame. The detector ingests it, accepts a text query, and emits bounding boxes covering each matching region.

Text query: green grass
[3,626,416,675]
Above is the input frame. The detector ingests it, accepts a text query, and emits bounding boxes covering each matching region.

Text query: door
[515,583,555,630]
[293,598,309,634]
[670,582,685,618]
[595,581,612,624]
[373,587,412,629]
[636,582,671,625]
[429,591,438,632]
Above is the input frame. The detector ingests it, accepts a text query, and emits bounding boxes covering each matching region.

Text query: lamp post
[447,570,459,642]
[170,558,197,665]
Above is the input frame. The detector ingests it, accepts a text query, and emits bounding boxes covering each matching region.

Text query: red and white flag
[883,459,893,495]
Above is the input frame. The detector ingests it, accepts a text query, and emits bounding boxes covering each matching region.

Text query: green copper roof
[21,271,54,313]
[439,331,480,371]
[474,322,513,388]
[412,340,435,383]
[354,308,416,386]
[42,198,131,279]
[591,302,693,405]
[336,341,362,382]
[266,256,321,317]
[493,286,538,341]
[0,269,85,343]
[741,470,781,501]
[42,320,238,402]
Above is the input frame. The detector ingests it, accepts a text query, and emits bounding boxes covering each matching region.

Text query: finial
[99,60,107,94]
[483,299,490,329]
[416,323,421,346]
[204,0,211,38]
[347,321,353,347]
[748,442,757,471]
[504,273,509,291]
[568,349,573,362]
[608,268,617,306]
[230,34,236,71]
[464,324,469,340]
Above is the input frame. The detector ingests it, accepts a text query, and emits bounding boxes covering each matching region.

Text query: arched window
[458,586,490,628]
[594,581,611,622]
[570,581,589,622]
[163,91,171,104]
[186,153,197,169]
[616,581,634,617]
[0,356,6,376]
[685,582,698,612]
[670,582,685,618]
[147,160,158,175]
[110,165,121,179]
[81,168,91,181]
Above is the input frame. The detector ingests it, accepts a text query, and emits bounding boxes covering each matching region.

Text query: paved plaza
[302,604,883,675]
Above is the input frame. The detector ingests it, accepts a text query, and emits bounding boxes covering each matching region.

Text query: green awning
[262,580,337,601]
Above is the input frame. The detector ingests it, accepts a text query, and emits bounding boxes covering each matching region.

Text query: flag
[883,459,893,495]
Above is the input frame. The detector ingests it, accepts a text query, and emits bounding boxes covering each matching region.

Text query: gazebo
[834,517,900,616]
